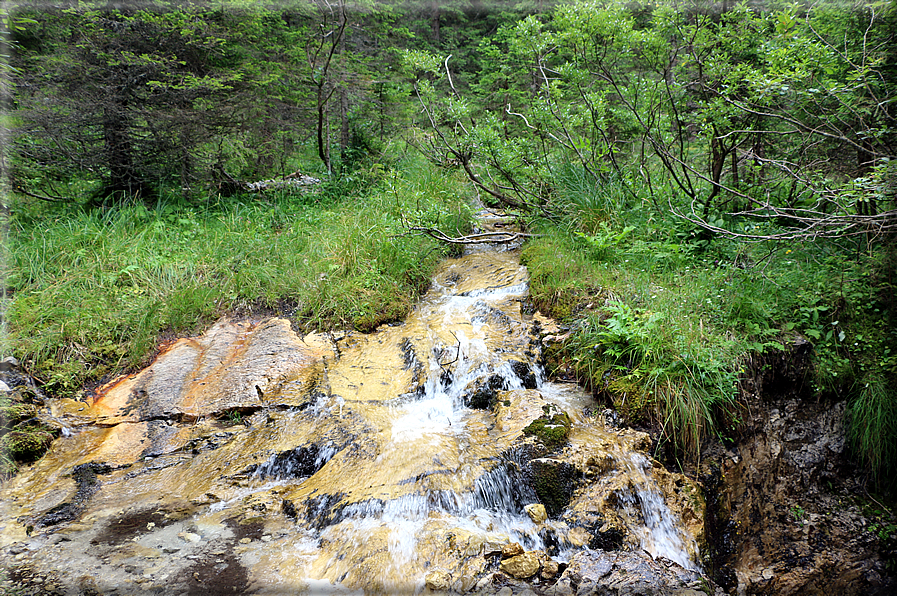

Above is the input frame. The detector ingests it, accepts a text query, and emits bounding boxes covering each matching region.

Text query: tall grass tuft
[848,375,897,490]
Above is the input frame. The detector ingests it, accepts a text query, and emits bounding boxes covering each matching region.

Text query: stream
[0,211,711,595]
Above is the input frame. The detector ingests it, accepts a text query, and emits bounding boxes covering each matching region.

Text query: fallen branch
[11,184,74,203]
[403,226,538,245]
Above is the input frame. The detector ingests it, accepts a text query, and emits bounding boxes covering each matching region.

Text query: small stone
[239,537,252,544]
[424,569,451,591]
[762,567,775,580]
[0,380,10,392]
[474,576,492,592]
[500,551,542,579]
[179,532,201,543]
[501,542,524,558]
[524,504,547,524]
[541,559,560,579]
[497,588,514,596]
[146,522,155,530]
[261,535,272,542]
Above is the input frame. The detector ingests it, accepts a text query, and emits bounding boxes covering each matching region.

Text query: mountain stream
[0,211,711,595]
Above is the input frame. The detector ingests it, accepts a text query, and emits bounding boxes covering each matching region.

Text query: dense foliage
[2,1,895,489]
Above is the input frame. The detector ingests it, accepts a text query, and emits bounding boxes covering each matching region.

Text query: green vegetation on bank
[4,158,473,399]
[522,173,896,476]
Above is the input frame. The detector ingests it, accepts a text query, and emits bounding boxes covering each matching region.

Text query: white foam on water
[620,453,699,571]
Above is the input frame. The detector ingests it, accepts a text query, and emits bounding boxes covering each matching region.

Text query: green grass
[4,157,474,397]
[848,376,897,490]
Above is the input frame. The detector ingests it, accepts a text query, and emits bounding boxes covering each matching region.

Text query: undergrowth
[4,158,474,398]
[524,169,897,481]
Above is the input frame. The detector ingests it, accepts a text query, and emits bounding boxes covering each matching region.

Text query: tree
[11,2,257,203]
[410,0,896,239]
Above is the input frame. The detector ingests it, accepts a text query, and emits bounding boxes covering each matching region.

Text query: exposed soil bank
[701,338,896,595]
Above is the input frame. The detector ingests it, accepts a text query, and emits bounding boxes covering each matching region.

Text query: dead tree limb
[401,227,537,245]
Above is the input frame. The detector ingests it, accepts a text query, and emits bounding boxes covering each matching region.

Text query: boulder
[524,503,547,524]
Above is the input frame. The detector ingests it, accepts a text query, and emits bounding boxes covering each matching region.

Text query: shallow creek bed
[1,211,717,595]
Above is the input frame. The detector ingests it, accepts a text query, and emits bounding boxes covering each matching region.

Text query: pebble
[261,535,272,542]
[239,537,252,544]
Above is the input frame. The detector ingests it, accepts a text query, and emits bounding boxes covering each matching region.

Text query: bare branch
[401,227,537,245]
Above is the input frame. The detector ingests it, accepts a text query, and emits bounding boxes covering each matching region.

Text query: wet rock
[541,559,560,579]
[244,442,338,479]
[454,556,487,592]
[499,551,542,579]
[463,374,506,410]
[522,403,571,449]
[425,569,452,591]
[508,360,538,389]
[524,503,547,524]
[589,521,627,551]
[546,549,707,595]
[78,318,329,424]
[529,458,577,518]
[179,532,201,543]
[502,542,525,558]
[35,462,113,527]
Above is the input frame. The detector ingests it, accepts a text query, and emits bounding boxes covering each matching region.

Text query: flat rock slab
[47,318,331,427]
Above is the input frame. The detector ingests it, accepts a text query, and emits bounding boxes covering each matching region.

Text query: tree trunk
[103,104,138,199]
[340,87,350,154]
[431,2,441,45]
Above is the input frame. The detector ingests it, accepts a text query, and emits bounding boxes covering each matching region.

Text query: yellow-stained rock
[524,503,547,524]
[499,551,542,579]
[425,569,451,591]
[501,542,524,558]
[541,559,560,579]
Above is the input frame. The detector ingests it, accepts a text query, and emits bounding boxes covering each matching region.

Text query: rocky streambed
[1,211,893,596]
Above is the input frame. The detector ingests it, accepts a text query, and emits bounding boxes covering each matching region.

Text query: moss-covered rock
[522,403,572,449]
[530,458,578,518]
[1,363,58,477]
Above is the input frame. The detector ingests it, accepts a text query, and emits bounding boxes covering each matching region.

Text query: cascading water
[0,209,708,595]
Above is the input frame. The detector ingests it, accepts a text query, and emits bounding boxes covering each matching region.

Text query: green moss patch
[523,404,572,449]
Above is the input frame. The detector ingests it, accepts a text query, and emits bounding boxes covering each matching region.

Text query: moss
[607,377,652,424]
[523,404,572,449]
[530,459,577,518]
[0,426,56,461]
[352,298,412,332]
[0,391,59,477]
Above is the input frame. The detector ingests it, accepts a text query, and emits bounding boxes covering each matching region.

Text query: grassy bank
[521,170,896,483]
[3,159,474,400]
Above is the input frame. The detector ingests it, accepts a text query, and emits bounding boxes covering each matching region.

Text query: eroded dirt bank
[700,340,896,595]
